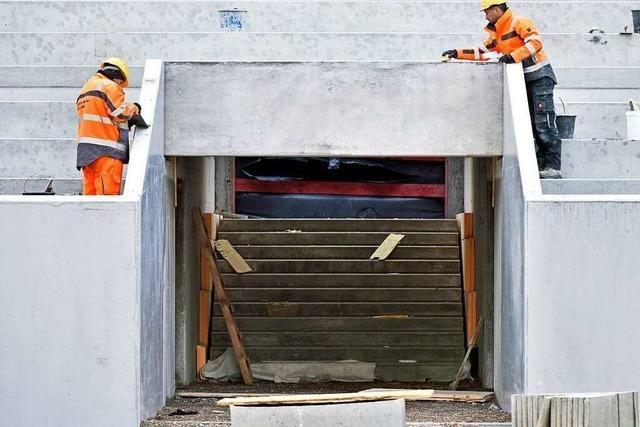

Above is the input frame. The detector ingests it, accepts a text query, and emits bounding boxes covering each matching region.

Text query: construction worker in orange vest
[442,0,562,179]
[76,57,143,195]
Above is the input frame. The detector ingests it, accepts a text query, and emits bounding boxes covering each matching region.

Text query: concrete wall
[0,139,79,178]
[2,32,639,67]
[562,139,640,179]
[0,60,171,426]
[1,1,635,33]
[496,63,640,409]
[165,61,503,156]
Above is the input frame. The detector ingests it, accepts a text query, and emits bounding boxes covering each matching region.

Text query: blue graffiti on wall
[219,9,247,31]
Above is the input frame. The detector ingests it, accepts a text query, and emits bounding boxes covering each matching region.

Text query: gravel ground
[142,380,511,426]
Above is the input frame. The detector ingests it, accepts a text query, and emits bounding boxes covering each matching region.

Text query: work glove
[441,50,458,59]
[133,102,142,114]
[128,114,149,130]
[499,54,515,64]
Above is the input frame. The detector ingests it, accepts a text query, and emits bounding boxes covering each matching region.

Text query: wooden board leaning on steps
[197,212,214,375]
[194,207,253,384]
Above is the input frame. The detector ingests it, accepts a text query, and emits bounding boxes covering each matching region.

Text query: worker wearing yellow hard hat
[75,57,148,195]
[441,1,562,179]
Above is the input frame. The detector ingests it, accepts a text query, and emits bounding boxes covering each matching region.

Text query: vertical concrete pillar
[445,157,464,219]
[215,156,234,212]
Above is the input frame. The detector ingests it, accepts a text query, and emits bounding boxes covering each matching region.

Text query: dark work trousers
[525,76,562,170]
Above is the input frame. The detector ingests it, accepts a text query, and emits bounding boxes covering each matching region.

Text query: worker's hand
[442,50,458,59]
[129,102,140,115]
[499,54,515,64]
[134,102,142,114]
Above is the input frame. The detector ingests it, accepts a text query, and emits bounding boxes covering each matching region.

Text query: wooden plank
[216,259,461,274]
[461,238,476,292]
[464,291,477,344]
[212,317,464,332]
[218,232,459,246]
[225,288,462,303]
[456,212,473,239]
[360,389,494,403]
[201,212,214,292]
[217,389,435,407]
[221,273,461,288]
[215,239,252,274]
[194,207,253,385]
[219,219,458,233]
[196,345,206,375]
[231,245,460,260]
[370,233,405,260]
[212,302,463,317]
[198,290,212,346]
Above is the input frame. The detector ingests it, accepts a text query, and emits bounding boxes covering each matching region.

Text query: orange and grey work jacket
[455,9,556,83]
[76,73,137,169]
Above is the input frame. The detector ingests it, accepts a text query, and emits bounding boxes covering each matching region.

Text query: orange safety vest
[76,73,137,168]
[456,9,551,78]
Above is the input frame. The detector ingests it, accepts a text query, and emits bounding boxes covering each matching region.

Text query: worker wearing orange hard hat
[76,57,147,195]
[442,1,562,179]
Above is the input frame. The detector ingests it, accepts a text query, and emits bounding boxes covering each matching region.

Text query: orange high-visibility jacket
[76,73,137,168]
[455,9,551,78]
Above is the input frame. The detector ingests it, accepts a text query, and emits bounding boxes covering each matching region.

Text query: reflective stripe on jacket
[455,9,554,80]
[76,73,137,168]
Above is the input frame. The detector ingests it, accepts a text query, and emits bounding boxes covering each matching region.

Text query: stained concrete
[165,62,503,156]
[561,139,640,179]
[2,32,639,67]
[1,1,635,33]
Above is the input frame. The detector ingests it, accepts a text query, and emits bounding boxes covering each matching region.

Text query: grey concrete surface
[561,139,640,179]
[557,102,631,139]
[555,66,640,89]
[0,65,145,87]
[0,86,140,101]
[542,179,640,194]
[1,32,639,67]
[0,1,636,33]
[0,138,79,178]
[230,399,405,427]
[165,61,503,156]
[2,101,76,138]
[0,178,82,195]
[556,88,640,102]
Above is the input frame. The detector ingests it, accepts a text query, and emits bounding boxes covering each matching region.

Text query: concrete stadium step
[229,245,460,259]
[225,287,462,302]
[211,331,463,347]
[2,32,639,67]
[216,259,461,273]
[217,231,460,245]
[2,1,635,33]
[0,87,141,101]
[0,138,78,178]
[0,66,145,88]
[555,66,640,89]
[213,302,462,316]
[562,139,640,179]
[559,102,630,139]
[221,273,462,287]
[219,218,458,232]
[212,316,463,332]
[212,217,464,381]
[0,178,82,195]
[556,88,640,102]
[542,179,640,195]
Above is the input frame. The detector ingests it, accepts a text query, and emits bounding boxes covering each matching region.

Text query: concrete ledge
[2,32,639,66]
[0,66,145,87]
[562,138,640,178]
[0,138,79,178]
[165,61,503,156]
[0,1,635,33]
[1,102,76,138]
[555,66,640,89]
[0,87,140,101]
[0,178,82,195]
[230,399,405,427]
[541,179,640,195]
[557,102,630,139]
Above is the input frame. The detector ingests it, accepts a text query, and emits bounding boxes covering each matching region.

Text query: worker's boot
[539,167,562,179]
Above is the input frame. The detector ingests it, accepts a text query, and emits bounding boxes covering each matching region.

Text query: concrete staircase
[212,218,465,381]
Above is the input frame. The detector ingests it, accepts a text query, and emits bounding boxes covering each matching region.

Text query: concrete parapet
[2,32,639,66]
[0,138,79,178]
[230,399,405,427]
[562,138,640,179]
[0,1,636,33]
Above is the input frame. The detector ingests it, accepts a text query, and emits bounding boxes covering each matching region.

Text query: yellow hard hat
[100,57,130,87]
[480,0,506,10]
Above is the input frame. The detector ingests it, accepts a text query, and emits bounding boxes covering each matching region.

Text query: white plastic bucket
[627,111,640,140]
